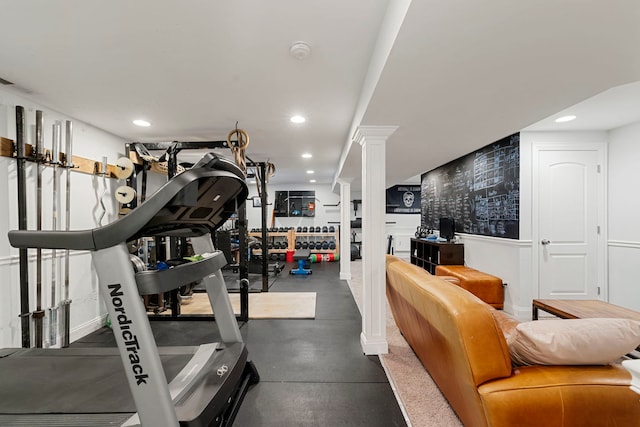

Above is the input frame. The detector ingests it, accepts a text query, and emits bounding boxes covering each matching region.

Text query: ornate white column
[354,125,398,355]
[338,178,352,281]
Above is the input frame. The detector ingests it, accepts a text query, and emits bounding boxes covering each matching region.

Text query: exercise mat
[180,292,316,319]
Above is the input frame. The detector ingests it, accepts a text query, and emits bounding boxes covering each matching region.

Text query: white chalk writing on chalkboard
[420,133,520,239]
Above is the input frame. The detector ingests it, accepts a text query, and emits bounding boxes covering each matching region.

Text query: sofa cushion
[508,318,640,366]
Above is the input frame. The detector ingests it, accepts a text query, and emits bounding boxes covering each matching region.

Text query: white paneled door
[536,145,605,300]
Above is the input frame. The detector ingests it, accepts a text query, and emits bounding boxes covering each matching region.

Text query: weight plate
[114,157,135,179]
[115,185,136,204]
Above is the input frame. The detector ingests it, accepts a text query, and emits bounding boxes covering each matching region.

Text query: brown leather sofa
[386,255,640,427]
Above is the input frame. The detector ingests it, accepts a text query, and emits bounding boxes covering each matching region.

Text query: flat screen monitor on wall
[440,217,455,242]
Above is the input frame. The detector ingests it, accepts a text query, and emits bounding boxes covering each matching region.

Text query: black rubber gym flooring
[73,261,407,426]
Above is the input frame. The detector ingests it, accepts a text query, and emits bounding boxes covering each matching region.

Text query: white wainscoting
[457,234,533,321]
[608,241,640,312]
[0,251,105,348]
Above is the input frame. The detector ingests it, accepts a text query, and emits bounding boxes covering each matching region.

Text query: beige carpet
[348,260,462,427]
[179,292,317,319]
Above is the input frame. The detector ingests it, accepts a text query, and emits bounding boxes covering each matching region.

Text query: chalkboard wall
[420,133,520,239]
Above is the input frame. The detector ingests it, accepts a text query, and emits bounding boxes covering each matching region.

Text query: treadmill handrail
[134,251,227,295]
[8,157,247,251]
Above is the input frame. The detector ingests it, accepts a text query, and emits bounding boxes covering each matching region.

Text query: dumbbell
[255,242,262,250]
[295,241,302,250]
[329,241,336,250]
[315,226,321,232]
[270,253,279,261]
[302,226,308,232]
[322,226,328,233]
[302,241,309,249]
[329,226,335,233]
[322,241,329,250]
[297,226,302,232]
[308,241,316,250]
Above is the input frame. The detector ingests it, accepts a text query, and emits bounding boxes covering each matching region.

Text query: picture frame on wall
[386,185,421,214]
[273,190,315,217]
[252,197,261,208]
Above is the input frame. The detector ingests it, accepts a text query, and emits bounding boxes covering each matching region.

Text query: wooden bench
[435,265,504,309]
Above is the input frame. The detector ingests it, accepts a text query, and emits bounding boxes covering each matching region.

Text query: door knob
[541,239,551,245]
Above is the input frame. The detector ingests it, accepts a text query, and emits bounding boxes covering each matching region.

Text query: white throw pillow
[508,318,640,366]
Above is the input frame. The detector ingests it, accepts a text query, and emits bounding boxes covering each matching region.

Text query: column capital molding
[337,177,354,185]
[352,125,398,146]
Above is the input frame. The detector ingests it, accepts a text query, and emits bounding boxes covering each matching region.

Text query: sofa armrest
[490,309,520,342]
[478,364,639,427]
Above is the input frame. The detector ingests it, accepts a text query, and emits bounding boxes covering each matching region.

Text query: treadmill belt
[0,347,194,414]
[0,413,132,427]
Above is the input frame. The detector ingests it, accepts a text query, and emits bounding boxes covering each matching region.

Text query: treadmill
[3,153,259,427]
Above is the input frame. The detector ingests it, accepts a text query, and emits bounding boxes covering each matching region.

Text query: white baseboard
[340,272,351,280]
[70,314,108,344]
[510,304,533,322]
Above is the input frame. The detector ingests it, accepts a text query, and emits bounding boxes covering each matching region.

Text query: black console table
[410,238,464,274]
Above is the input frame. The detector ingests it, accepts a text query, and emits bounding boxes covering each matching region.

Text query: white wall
[608,121,640,311]
[0,89,126,347]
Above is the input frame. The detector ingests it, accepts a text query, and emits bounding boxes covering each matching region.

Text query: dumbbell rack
[248,229,295,258]
[248,227,339,259]
[295,230,339,254]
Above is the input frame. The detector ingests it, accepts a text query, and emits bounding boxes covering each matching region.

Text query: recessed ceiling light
[555,115,576,123]
[133,119,151,127]
[290,115,306,124]
[301,153,312,159]
[306,170,314,174]
[309,179,316,183]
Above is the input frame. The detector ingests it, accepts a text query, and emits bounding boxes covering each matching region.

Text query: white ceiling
[0,1,639,191]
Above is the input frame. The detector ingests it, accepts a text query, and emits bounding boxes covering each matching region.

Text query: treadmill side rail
[93,243,179,427]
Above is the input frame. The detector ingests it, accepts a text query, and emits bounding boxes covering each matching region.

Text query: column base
[360,332,388,355]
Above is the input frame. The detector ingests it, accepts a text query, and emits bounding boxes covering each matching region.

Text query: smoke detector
[290,41,311,60]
